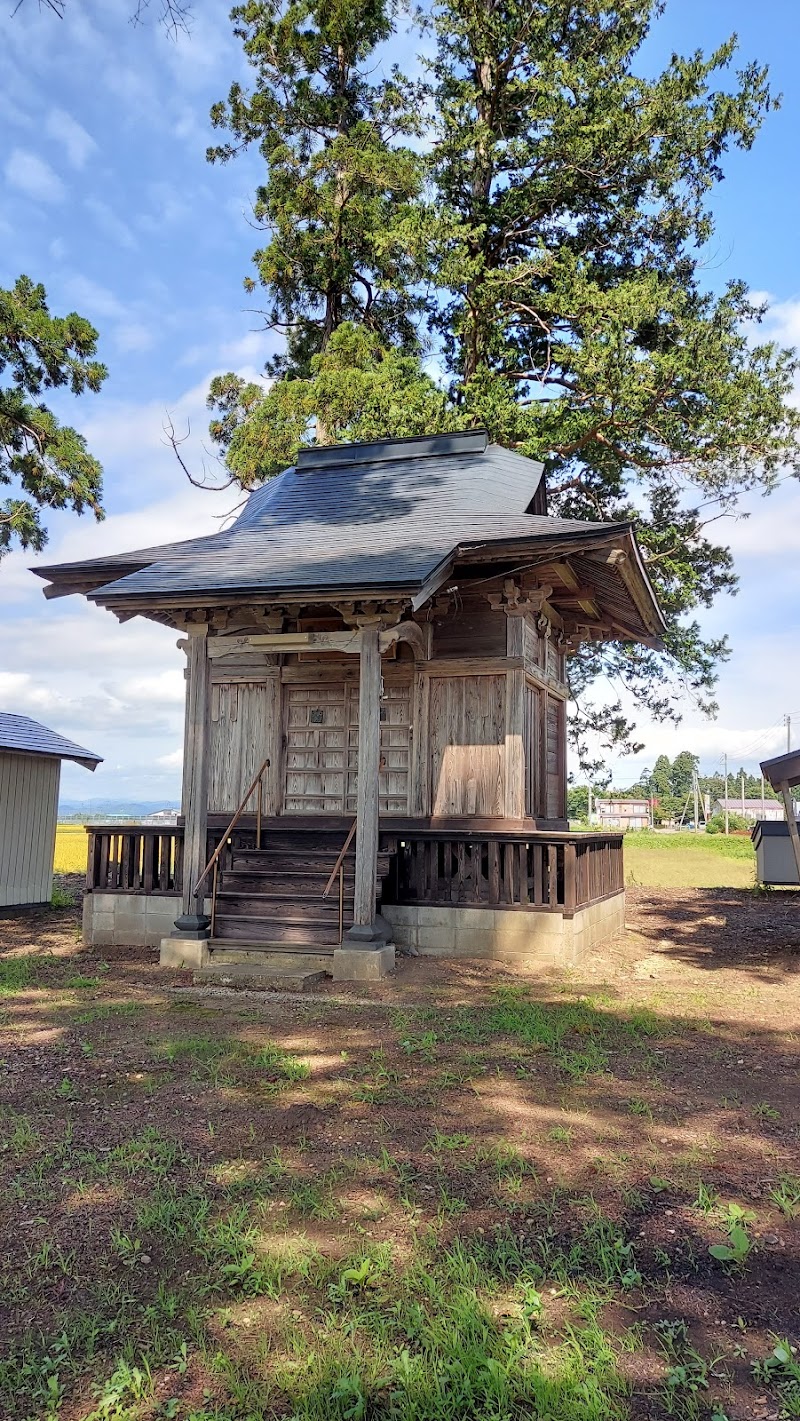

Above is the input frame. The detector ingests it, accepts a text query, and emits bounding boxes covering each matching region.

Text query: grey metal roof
[41,436,615,596]
[0,714,102,770]
[33,430,663,638]
[761,750,800,791]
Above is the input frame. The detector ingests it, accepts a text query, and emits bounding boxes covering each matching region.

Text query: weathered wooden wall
[209,680,279,815]
[432,595,507,659]
[428,674,507,816]
[0,752,60,906]
[198,601,569,822]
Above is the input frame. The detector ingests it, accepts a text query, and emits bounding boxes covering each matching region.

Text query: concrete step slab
[192,965,328,990]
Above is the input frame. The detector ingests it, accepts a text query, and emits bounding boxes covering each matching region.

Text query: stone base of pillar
[345,913,392,946]
[333,943,395,981]
[172,913,211,939]
[160,936,211,970]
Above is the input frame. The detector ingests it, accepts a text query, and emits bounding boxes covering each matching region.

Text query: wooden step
[213,915,342,944]
[215,887,353,906]
[231,853,356,873]
[220,870,356,892]
[214,894,346,918]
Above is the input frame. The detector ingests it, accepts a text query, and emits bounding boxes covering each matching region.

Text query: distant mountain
[59,799,180,820]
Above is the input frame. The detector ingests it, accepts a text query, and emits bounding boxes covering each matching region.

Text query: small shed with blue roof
[0,714,102,909]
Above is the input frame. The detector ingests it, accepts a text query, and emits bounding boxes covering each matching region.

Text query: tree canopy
[203,0,800,761]
[0,276,106,559]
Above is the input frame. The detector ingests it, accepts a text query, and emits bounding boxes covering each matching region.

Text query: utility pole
[587,785,593,825]
[741,772,746,820]
[693,769,700,835]
[723,753,729,835]
[786,714,792,753]
[761,772,766,819]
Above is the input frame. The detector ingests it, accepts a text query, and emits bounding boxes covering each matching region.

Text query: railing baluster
[470,842,482,902]
[564,842,576,915]
[533,843,543,905]
[518,843,529,906]
[488,841,500,904]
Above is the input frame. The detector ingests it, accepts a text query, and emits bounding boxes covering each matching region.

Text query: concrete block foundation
[83,893,185,950]
[383,893,625,967]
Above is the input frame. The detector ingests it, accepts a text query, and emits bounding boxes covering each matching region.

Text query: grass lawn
[623,832,756,890]
[0,884,799,1420]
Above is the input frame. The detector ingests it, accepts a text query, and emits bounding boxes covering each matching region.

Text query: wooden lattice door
[283,682,411,814]
[345,682,411,814]
[283,685,348,812]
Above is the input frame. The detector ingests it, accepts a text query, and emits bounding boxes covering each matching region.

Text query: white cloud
[157,748,184,770]
[719,479,800,560]
[46,107,96,169]
[220,330,271,364]
[139,180,191,230]
[5,147,65,204]
[115,321,154,353]
[757,294,800,351]
[84,196,137,250]
[62,274,126,320]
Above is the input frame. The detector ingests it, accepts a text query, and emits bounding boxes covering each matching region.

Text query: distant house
[711,797,794,824]
[0,714,102,908]
[595,798,651,831]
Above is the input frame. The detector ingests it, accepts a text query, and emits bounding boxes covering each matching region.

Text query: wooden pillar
[504,614,525,819]
[779,779,800,882]
[179,627,212,927]
[349,623,382,938]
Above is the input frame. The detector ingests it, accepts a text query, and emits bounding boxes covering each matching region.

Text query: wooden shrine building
[36,431,664,981]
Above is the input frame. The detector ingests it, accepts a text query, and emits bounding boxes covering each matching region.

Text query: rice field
[53,824,89,874]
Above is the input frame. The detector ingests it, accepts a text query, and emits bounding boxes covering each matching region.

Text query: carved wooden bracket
[379,621,429,659]
[485,579,554,614]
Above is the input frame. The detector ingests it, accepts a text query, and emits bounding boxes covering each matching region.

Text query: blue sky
[2,0,799,802]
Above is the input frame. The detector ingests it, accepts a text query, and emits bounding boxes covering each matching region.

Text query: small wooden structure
[0,713,102,909]
[759,751,800,883]
[36,430,664,979]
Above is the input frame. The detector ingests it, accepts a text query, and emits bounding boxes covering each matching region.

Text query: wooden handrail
[192,755,271,898]
[322,819,357,899]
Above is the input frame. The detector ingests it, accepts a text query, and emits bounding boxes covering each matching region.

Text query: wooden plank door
[346,682,411,815]
[545,695,566,819]
[283,685,347,812]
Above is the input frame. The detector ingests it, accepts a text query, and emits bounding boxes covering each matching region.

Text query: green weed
[770,1174,800,1219]
[753,1101,781,1123]
[0,955,38,993]
[752,1339,800,1418]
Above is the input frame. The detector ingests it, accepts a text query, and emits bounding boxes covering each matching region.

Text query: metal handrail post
[338,864,344,943]
[192,754,271,899]
[210,858,219,938]
[256,775,263,851]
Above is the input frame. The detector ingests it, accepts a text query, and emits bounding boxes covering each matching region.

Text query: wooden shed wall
[0,752,60,906]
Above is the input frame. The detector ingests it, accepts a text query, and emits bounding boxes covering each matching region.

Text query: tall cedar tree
[207,0,425,386]
[0,276,106,558]
[206,0,800,760]
[426,0,799,761]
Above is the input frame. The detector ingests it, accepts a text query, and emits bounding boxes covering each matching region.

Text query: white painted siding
[0,752,61,906]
